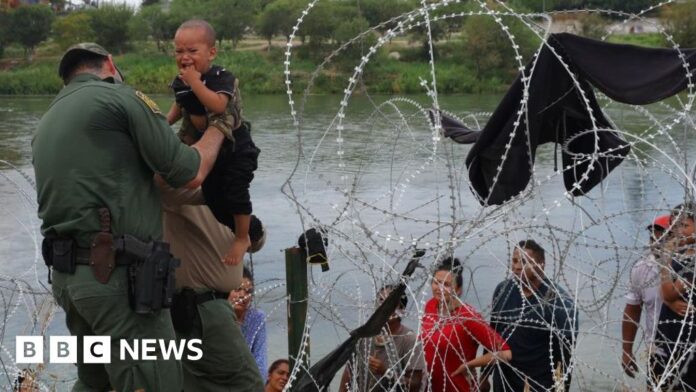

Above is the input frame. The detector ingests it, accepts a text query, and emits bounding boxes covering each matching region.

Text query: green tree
[131,5,179,52]
[88,4,134,54]
[298,1,339,46]
[169,0,207,20]
[586,0,653,14]
[360,0,410,32]
[256,0,302,47]
[334,16,370,46]
[53,12,95,50]
[410,19,447,60]
[334,16,375,63]
[461,14,538,88]
[662,2,696,49]
[209,0,255,48]
[0,11,11,58]
[8,5,54,61]
[577,13,607,40]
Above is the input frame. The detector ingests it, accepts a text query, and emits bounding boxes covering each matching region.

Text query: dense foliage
[0,0,689,94]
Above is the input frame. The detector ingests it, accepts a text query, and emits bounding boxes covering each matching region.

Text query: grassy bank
[0,33,666,96]
[0,42,513,95]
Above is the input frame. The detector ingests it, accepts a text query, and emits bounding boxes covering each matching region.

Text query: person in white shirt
[621,214,688,381]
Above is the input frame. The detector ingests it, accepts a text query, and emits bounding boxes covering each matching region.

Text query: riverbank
[0,41,510,95]
[0,33,665,95]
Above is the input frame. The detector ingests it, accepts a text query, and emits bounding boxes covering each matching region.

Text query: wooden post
[286,246,309,379]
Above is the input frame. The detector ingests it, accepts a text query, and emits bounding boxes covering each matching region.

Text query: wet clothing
[240,307,268,381]
[33,73,200,391]
[161,185,264,391]
[490,279,578,392]
[654,255,696,390]
[420,298,509,392]
[171,65,259,227]
[348,324,425,391]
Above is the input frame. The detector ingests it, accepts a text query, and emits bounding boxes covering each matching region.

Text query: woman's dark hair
[672,202,696,221]
[241,266,255,295]
[434,256,463,288]
[267,358,290,378]
[242,266,254,282]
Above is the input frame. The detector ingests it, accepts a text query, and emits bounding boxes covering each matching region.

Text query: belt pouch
[51,239,76,273]
[171,288,198,334]
[41,238,52,267]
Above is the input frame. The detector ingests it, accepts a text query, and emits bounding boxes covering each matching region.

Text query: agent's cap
[647,214,671,231]
[58,43,123,81]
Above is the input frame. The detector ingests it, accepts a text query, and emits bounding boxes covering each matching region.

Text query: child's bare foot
[223,235,251,265]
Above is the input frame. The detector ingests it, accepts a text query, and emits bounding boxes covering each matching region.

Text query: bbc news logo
[16,336,202,364]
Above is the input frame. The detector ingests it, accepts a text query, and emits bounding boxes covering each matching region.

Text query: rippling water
[1,93,694,390]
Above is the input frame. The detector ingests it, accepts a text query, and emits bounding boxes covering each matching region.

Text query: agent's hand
[621,351,638,378]
[368,356,387,375]
[178,65,201,87]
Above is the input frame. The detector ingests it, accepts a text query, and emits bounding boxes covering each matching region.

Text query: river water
[1,93,694,391]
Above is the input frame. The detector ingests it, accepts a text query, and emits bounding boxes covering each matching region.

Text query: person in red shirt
[421,257,511,391]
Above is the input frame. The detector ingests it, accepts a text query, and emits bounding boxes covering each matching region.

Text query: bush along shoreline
[0,49,517,96]
[0,31,668,96]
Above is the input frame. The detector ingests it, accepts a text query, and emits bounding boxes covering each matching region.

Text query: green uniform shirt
[33,73,200,247]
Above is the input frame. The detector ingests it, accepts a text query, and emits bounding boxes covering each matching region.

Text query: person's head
[266,359,289,392]
[377,284,408,323]
[248,215,267,253]
[228,267,254,313]
[174,19,217,74]
[511,240,545,287]
[58,43,123,84]
[431,256,463,304]
[647,214,671,244]
[671,203,696,246]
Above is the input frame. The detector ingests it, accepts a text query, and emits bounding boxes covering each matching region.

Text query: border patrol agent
[161,184,266,391]
[32,43,226,391]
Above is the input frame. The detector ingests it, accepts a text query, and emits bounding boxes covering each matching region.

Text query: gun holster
[128,241,180,315]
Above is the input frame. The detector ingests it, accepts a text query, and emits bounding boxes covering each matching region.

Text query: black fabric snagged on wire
[292,251,422,392]
[462,33,696,206]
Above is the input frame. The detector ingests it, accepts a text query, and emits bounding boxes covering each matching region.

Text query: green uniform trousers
[52,265,182,392]
[175,295,264,392]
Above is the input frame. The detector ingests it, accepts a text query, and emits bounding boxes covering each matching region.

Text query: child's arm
[179,66,229,114]
[167,102,182,125]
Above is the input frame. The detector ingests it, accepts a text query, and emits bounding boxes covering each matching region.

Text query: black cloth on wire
[292,251,423,392]
[463,33,696,205]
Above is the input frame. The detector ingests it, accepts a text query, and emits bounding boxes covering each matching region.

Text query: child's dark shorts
[201,122,260,232]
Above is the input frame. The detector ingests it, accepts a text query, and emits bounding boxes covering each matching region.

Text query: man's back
[34,74,199,246]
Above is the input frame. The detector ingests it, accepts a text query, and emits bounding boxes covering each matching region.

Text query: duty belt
[194,290,229,304]
[74,247,133,266]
